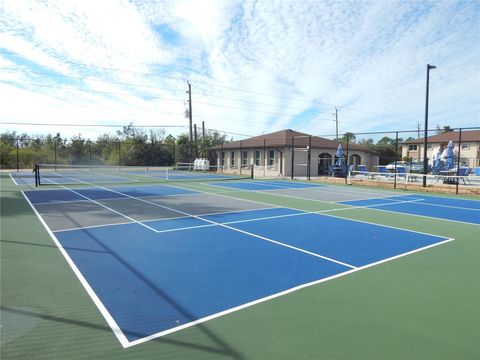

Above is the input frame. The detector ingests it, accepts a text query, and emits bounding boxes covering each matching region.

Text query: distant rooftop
[211,129,369,151]
[401,130,480,144]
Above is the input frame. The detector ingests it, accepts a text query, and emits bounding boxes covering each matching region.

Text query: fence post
[16,139,19,172]
[118,142,121,167]
[240,140,243,175]
[345,135,349,185]
[54,140,57,170]
[307,135,311,181]
[394,132,398,189]
[172,143,176,166]
[456,128,462,195]
[263,139,266,178]
[89,140,92,163]
[291,136,295,180]
[221,142,224,173]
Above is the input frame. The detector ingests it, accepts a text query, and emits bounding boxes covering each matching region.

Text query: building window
[461,143,470,150]
[408,144,418,151]
[221,151,225,166]
[255,150,261,166]
[427,144,433,149]
[242,150,248,167]
[268,149,275,166]
[230,151,235,167]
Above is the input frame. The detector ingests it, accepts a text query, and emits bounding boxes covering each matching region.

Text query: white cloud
[0,0,478,141]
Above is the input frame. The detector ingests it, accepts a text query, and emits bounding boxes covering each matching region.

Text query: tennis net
[34,163,252,187]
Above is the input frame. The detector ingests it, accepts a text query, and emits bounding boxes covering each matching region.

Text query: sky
[0,0,479,141]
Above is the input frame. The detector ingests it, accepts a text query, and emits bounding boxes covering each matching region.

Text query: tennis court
[2,173,479,359]
[210,180,480,225]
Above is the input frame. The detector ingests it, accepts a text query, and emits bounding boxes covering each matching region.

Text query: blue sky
[0,0,479,140]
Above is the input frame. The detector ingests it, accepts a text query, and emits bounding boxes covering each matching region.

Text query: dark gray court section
[146,193,276,215]
[262,185,408,203]
[36,202,129,232]
[98,198,182,221]
[34,192,276,232]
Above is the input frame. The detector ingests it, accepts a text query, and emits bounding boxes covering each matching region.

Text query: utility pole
[333,107,339,141]
[187,81,193,142]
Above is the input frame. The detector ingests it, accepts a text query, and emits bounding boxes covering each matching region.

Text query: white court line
[53,206,279,233]
[390,199,480,212]
[227,179,413,198]
[342,203,480,227]
[21,191,131,348]
[8,172,20,186]
[30,191,203,206]
[341,194,479,212]
[126,237,455,348]
[166,181,477,231]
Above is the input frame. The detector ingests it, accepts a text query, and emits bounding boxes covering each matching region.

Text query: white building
[401,130,480,167]
[211,129,379,177]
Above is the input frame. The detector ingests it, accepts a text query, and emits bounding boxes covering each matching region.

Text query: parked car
[410,161,425,173]
[385,161,411,172]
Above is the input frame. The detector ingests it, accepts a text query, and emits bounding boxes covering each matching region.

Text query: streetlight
[423,64,436,187]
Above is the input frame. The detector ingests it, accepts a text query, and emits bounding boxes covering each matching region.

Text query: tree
[436,125,453,134]
[375,136,399,165]
[340,132,356,143]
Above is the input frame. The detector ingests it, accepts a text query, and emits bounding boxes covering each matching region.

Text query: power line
[195,91,318,113]
[0,67,186,93]
[0,49,187,83]
[0,121,188,128]
[0,80,185,102]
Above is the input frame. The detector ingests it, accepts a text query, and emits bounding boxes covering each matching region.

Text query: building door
[318,153,332,175]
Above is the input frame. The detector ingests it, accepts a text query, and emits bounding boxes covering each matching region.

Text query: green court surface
[1,173,479,360]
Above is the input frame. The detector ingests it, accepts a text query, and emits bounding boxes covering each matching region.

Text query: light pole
[423,64,436,187]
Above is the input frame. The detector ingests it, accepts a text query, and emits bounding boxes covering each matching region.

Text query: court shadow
[0,306,236,356]
[0,193,33,218]
[52,211,246,359]
[0,239,109,254]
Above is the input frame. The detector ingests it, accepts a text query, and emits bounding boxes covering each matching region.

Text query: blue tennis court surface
[25,182,450,347]
[210,180,324,191]
[340,195,480,225]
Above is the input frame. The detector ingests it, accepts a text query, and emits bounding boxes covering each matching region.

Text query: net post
[33,164,39,187]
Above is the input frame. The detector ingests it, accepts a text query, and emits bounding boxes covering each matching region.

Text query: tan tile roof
[401,130,480,144]
[211,129,368,151]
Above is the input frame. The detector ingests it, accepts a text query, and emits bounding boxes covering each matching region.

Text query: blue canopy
[335,144,344,166]
[444,140,455,170]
